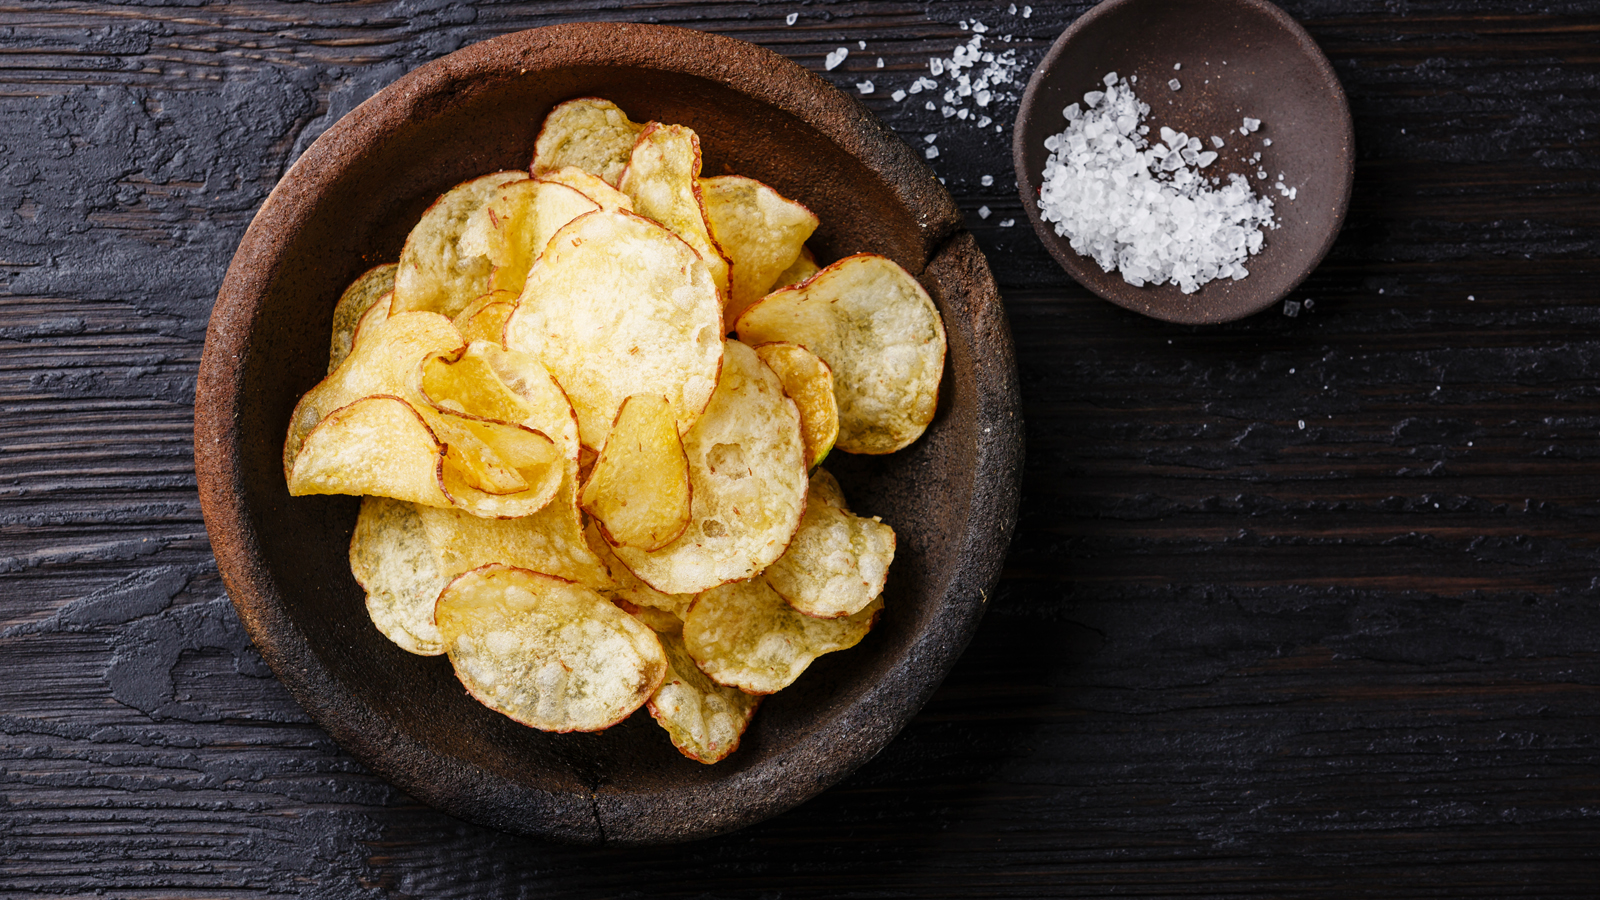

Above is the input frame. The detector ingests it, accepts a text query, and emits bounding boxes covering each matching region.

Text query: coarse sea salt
[1037,72,1277,294]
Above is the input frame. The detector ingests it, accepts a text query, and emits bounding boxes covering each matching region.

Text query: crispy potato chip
[684,577,882,694]
[392,170,529,318]
[618,123,732,303]
[648,625,760,764]
[350,496,449,655]
[807,467,849,512]
[586,522,694,617]
[701,175,818,326]
[436,565,666,732]
[769,245,820,293]
[285,309,464,478]
[434,411,565,517]
[609,341,807,595]
[581,394,692,551]
[450,291,517,345]
[538,166,633,211]
[612,596,685,634]
[531,98,645,188]
[764,501,895,619]
[753,341,838,469]
[735,253,946,455]
[417,476,613,591]
[460,179,600,297]
[505,209,723,449]
[328,263,396,373]
[288,396,449,505]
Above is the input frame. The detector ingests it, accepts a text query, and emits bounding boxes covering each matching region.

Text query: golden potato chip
[612,596,685,634]
[586,522,694,617]
[701,175,818,326]
[459,179,600,297]
[769,245,820,292]
[618,123,732,303]
[287,396,449,506]
[684,577,882,694]
[609,340,807,595]
[531,98,645,187]
[434,411,565,518]
[581,394,692,552]
[450,291,517,345]
[504,209,723,449]
[735,253,946,455]
[350,496,448,655]
[807,467,849,512]
[392,170,529,318]
[753,341,838,469]
[328,263,396,373]
[538,166,633,211]
[648,624,760,764]
[436,565,666,732]
[764,501,895,619]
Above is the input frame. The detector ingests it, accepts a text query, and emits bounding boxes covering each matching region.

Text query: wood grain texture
[1,0,1598,895]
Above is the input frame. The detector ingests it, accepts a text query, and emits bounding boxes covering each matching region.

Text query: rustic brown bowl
[194,23,1021,845]
[1013,0,1353,324]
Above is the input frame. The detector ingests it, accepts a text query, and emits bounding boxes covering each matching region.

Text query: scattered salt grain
[1263,138,1273,146]
[824,47,849,70]
[1284,300,1301,317]
[877,57,885,68]
[1174,63,1182,70]
[858,40,867,50]
[857,80,875,95]
[978,205,992,219]
[892,89,907,102]
[925,133,938,143]
[1169,78,1182,91]
[786,12,798,25]
[1211,136,1225,148]
[1000,218,1015,227]
[925,146,940,159]
[926,101,936,110]
[1242,117,1261,133]
[1036,71,1277,294]
[1023,6,1032,17]
[981,174,994,186]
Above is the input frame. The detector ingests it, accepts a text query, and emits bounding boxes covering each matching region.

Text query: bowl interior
[1013,0,1353,324]
[201,25,1018,844]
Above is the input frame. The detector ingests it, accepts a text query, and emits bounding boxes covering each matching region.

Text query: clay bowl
[194,23,1021,845]
[1012,0,1353,324]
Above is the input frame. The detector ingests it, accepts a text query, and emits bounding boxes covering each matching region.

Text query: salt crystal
[999,218,1015,227]
[1173,63,1182,70]
[1243,117,1261,132]
[1103,72,1119,86]
[785,12,798,25]
[1169,78,1182,91]
[858,40,867,50]
[892,89,907,102]
[1468,294,1476,301]
[1211,136,1224,148]
[1023,6,1032,17]
[925,101,936,110]
[925,133,938,143]
[1085,90,1105,106]
[1284,300,1300,317]
[824,47,849,70]
[1036,72,1277,295]
[1263,138,1272,146]
[981,174,994,186]
[931,58,945,76]
[925,146,939,159]
[978,206,991,219]
[877,58,885,68]
[857,80,875,94]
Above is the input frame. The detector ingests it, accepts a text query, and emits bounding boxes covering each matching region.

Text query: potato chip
[417,477,613,590]
[425,341,582,465]
[392,170,529,318]
[350,496,449,655]
[684,577,882,694]
[434,411,565,518]
[436,565,665,732]
[612,596,685,634]
[618,123,732,303]
[735,253,946,455]
[609,340,807,595]
[581,394,692,551]
[450,291,517,345]
[807,467,849,512]
[531,98,645,188]
[504,209,723,449]
[753,341,838,469]
[538,166,634,211]
[287,396,450,506]
[459,179,600,297]
[701,175,818,326]
[285,308,464,478]
[769,245,820,293]
[328,263,396,373]
[764,501,894,619]
[648,624,760,764]
[586,522,694,618]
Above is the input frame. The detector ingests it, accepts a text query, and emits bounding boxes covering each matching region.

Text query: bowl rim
[1011,0,1355,325]
[194,21,1023,844]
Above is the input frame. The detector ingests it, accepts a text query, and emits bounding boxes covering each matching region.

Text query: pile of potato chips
[284,99,946,763]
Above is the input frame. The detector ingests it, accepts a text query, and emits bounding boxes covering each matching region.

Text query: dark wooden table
[4,1,1599,895]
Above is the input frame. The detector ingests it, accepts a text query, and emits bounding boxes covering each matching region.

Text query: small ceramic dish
[1013,0,1354,324]
[194,23,1021,845]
